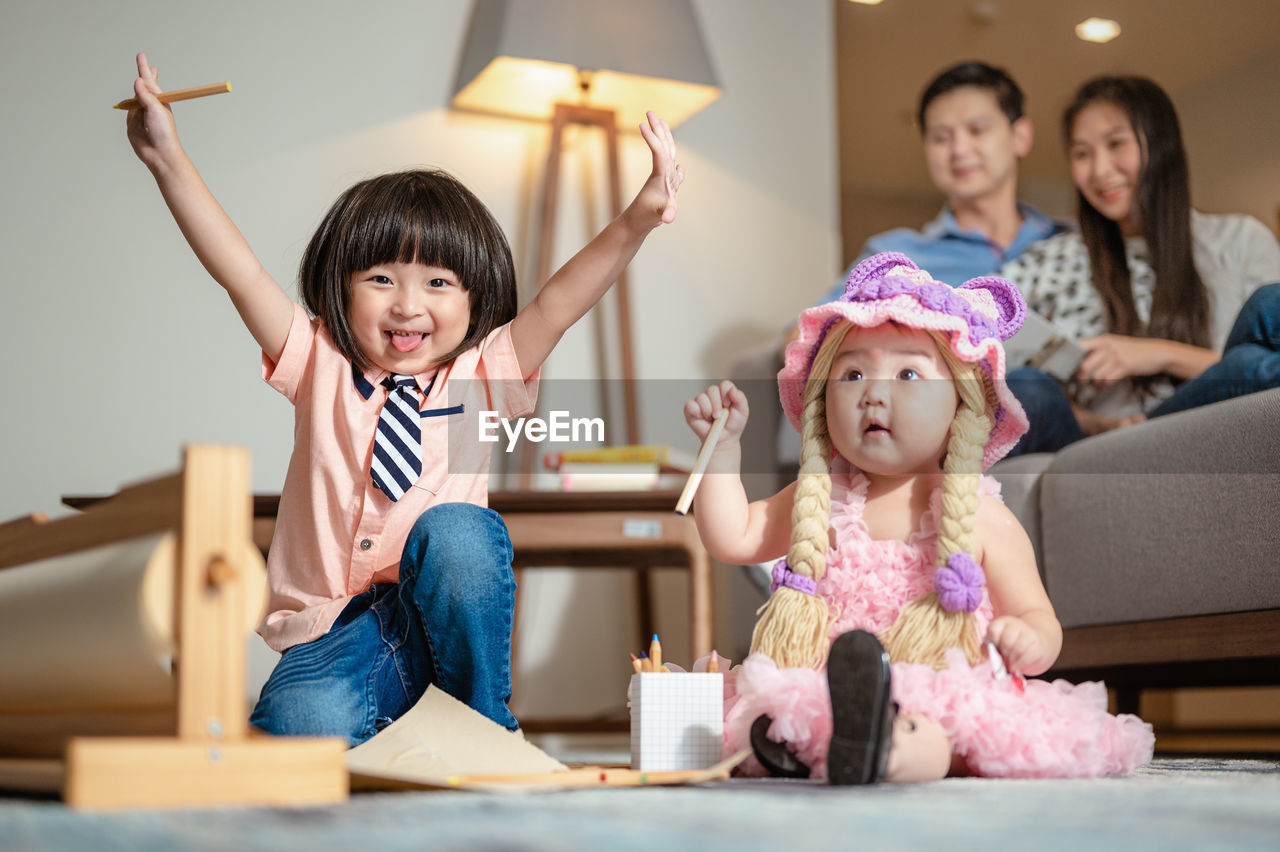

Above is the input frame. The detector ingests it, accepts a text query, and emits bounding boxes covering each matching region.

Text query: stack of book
[543,444,696,492]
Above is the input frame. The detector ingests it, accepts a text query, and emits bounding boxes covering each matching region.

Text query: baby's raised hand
[635,111,683,226]
[985,615,1049,675]
[125,52,182,172]
[683,380,748,447]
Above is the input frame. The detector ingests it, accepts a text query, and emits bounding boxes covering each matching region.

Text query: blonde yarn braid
[878,334,993,669]
[749,322,853,669]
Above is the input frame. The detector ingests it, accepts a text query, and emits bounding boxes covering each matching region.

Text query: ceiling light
[847,0,885,5]
[1076,17,1121,43]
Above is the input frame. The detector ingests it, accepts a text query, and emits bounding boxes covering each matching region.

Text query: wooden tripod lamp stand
[535,100,642,453]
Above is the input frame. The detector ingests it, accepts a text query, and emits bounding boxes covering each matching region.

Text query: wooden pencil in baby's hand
[675,408,729,515]
[113,81,232,110]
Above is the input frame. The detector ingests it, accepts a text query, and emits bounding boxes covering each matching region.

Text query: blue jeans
[1005,367,1085,456]
[1150,283,1280,417]
[250,503,518,745]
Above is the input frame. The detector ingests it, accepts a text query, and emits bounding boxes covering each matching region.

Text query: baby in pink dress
[684,252,1153,782]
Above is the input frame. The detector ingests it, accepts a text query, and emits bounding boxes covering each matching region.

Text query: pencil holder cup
[629,672,723,771]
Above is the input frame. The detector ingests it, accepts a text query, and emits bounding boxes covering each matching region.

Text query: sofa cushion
[990,452,1054,581]
[1038,388,1280,628]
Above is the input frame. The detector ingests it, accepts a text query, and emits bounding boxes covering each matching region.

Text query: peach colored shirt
[259,304,537,652]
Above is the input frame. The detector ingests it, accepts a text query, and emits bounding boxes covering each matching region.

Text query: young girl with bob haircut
[684,253,1153,783]
[1002,75,1280,447]
[125,52,683,743]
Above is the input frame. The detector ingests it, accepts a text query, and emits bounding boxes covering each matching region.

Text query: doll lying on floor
[683,252,1154,783]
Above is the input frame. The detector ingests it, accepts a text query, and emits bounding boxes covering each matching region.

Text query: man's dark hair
[917,61,1025,130]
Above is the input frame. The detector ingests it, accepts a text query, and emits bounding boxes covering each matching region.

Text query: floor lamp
[450,2,721,724]
[535,101,640,453]
[451,0,721,479]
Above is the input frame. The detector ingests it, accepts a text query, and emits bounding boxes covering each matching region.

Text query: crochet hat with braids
[751,252,1029,671]
[780,251,1029,469]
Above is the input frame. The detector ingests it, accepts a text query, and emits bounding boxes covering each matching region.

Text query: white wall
[1178,44,1280,233]
[0,1,838,716]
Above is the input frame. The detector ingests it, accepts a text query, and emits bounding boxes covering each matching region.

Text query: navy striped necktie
[371,374,422,501]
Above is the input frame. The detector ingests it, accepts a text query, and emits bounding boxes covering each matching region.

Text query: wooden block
[175,445,256,742]
[64,736,348,810]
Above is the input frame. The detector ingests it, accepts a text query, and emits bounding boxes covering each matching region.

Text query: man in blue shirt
[815,61,1068,303]
[764,63,1069,469]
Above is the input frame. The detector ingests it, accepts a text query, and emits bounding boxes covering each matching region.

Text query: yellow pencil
[649,633,662,671]
[707,650,719,673]
[113,81,232,110]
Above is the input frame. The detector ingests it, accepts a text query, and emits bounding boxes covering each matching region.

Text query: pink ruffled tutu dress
[724,466,1154,779]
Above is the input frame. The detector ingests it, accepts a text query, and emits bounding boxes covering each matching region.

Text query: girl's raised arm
[509,111,683,379]
[683,382,795,565]
[126,53,294,363]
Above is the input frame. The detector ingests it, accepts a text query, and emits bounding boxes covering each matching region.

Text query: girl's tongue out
[389,331,425,352]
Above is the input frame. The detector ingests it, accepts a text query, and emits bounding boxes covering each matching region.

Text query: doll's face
[825,324,958,478]
[885,714,952,782]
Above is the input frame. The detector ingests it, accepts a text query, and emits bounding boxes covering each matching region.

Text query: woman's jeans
[1005,283,1280,457]
[250,503,518,746]
[1006,367,1086,456]
[1150,283,1280,416]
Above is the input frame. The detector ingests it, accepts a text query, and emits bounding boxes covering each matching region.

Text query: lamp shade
[452,0,721,127]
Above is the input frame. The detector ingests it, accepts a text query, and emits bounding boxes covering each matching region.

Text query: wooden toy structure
[0,445,346,810]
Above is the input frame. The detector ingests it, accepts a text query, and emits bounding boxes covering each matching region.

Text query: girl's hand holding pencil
[683,380,749,447]
[124,53,185,173]
[677,381,750,513]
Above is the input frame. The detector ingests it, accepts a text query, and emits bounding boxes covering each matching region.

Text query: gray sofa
[992,386,1280,711]
[730,342,1280,710]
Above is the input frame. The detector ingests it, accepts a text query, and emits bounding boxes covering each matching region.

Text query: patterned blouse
[1000,211,1280,416]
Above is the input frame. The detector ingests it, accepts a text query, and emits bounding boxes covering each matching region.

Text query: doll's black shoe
[749,714,811,778]
[826,630,896,785]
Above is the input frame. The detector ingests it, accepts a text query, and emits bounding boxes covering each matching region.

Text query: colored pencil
[113,81,231,110]
[444,749,752,789]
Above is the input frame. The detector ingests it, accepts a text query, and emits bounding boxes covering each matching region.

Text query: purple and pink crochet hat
[779,251,1030,470]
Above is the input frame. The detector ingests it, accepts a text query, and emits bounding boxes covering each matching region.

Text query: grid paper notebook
[630,672,724,772]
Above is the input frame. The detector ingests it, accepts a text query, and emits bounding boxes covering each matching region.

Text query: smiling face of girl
[1068,100,1145,236]
[347,260,472,376]
[824,323,959,479]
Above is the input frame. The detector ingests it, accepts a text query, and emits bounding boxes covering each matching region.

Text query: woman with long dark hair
[1001,75,1280,450]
